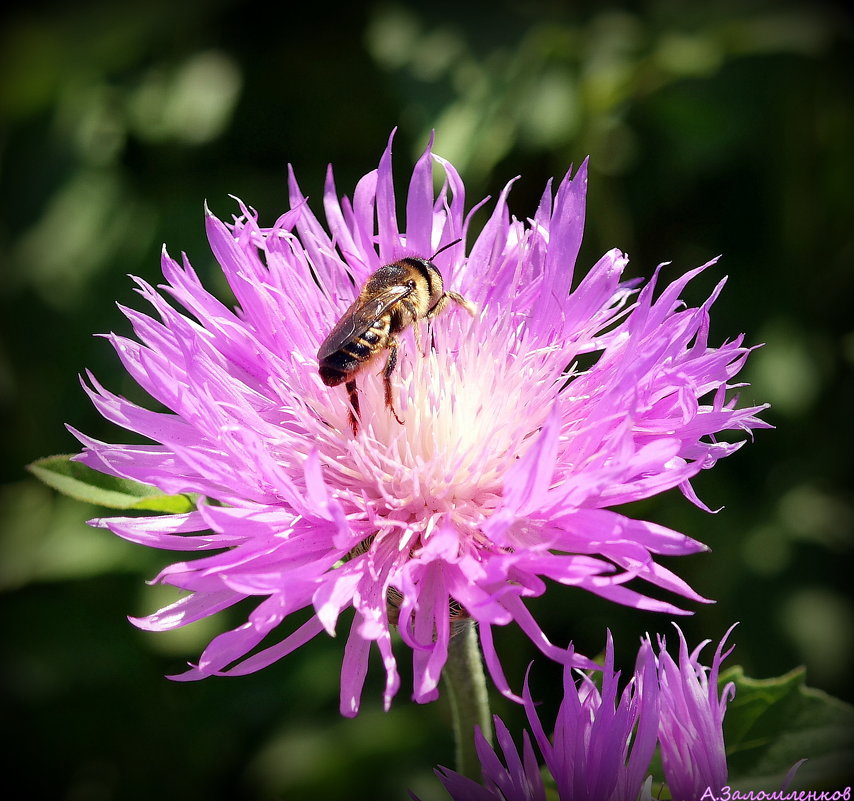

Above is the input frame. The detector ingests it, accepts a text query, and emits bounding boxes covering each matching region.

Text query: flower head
[522,635,658,801]
[73,131,767,714]
[427,627,736,801]
[656,624,736,801]
[430,717,546,801]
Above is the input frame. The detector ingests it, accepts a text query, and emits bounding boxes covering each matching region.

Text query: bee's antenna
[429,238,463,262]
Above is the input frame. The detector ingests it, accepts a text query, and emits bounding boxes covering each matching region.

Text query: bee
[317,241,476,434]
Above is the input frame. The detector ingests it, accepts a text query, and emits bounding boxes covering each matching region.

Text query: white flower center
[313,314,557,536]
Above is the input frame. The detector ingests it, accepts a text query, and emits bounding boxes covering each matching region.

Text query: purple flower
[72,131,767,714]
[656,624,736,801]
[523,635,659,801]
[428,627,736,801]
[427,634,656,801]
[430,717,547,801]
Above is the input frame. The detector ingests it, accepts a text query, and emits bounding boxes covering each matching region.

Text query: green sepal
[27,454,197,513]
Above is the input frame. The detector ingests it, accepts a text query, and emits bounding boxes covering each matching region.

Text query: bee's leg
[426,294,448,319]
[447,291,477,316]
[345,379,360,435]
[412,319,423,353]
[401,299,423,353]
[382,338,405,425]
[424,296,445,353]
[430,319,439,352]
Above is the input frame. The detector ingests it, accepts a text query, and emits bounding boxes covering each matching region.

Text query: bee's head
[398,257,445,314]
[411,238,461,313]
[420,260,446,312]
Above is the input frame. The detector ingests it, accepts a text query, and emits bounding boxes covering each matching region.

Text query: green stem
[442,620,493,780]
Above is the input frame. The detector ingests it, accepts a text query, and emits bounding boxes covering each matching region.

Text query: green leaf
[27,454,197,513]
[723,665,854,790]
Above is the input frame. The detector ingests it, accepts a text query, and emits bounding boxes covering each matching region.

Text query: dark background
[1,1,852,799]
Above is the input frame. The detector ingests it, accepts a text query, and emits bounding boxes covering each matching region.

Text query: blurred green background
[1,0,852,799]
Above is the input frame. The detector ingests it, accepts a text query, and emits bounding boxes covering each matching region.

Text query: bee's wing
[317,285,412,359]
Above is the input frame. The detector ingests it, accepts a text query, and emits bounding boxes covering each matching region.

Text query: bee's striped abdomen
[318,317,390,387]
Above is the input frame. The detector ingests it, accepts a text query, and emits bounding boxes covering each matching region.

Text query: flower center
[312,315,557,537]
